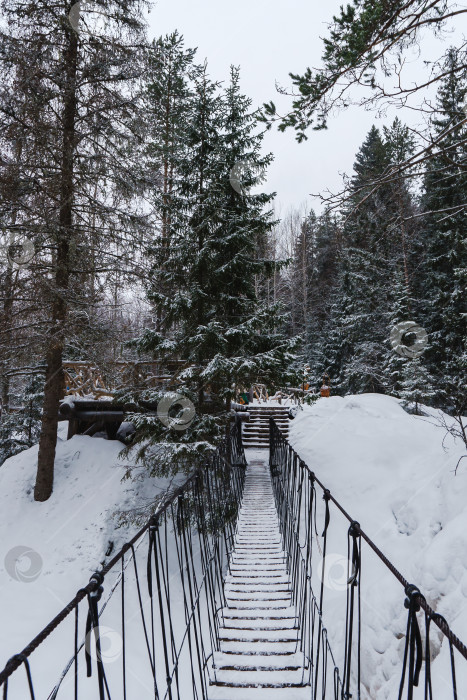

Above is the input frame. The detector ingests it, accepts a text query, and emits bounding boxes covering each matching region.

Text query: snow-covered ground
[0,423,188,697]
[1,393,466,698]
[288,393,467,698]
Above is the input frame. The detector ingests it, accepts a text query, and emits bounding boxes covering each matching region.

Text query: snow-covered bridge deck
[208,454,310,699]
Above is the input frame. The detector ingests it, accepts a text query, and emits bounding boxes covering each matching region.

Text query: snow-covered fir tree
[124,64,298,474]
[319,126,393,393]
[314,121,421,396]
[0,374,43,466]
[420,48,467,414]
[382,270,417,395]
[399,359,438,415]
[382,118,418,290]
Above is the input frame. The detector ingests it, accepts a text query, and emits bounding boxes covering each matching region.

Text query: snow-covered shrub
[0,375,43,466]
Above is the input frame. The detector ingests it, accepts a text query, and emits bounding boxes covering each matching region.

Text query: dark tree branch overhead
[263,0,466,134]
[268,3,467,221]
[260,0,467,214]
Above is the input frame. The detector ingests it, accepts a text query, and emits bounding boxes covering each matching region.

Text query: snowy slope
[288,393,467,698]
[0,424,181,671]
[1,395,466,699]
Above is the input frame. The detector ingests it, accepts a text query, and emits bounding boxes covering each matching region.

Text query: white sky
[146,1,467,216]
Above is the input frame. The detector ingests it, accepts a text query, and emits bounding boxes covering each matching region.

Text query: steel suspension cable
[0,422,246,698]
[269,417,467,697]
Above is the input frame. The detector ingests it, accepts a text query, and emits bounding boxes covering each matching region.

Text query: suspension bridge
[0,416,466,698]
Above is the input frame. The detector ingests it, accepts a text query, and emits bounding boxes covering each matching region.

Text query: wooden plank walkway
[208,455,310,699]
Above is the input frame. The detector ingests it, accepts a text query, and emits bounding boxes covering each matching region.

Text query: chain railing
[0,423,246,699]
[269,419,342,698]
[5,414,464,699]
[270,417,467,699]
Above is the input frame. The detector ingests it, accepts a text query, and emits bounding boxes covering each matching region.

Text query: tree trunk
[35,22,78,502]
[301,228,307,332]
[1,135,23,413]
[1,267,14,411]
[396,176,410,295]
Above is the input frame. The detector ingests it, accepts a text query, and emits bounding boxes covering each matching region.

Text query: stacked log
[59,399,126,440]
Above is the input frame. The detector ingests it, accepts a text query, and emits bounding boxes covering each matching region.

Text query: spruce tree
[383,271,411,395]
[0,374,43,465]
[421,48,467,413]
[380,118,426,398]
[1,0,150,499]
[127,65,297,474]
[399,359,438,415]
[383,118,418,290]
[201,66,294,397]
[323,126,392,394]
[316,122,420,397]
[145,32,196,251]
[381,269,430,397]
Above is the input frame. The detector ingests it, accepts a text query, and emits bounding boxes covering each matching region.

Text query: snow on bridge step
[208,687,312,700]
[208,459,310,699]
[242,405,290,448]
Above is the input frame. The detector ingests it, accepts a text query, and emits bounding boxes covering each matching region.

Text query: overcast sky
[146,1,467,217]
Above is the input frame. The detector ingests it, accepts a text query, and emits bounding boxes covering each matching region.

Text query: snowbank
[0,424,180,670]
[1,394,466,698]
[288,393,467,698]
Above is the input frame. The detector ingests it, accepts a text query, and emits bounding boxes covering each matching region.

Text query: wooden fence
[62,360,186,398]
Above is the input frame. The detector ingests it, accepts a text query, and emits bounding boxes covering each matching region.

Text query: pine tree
[306,208,340,385]
[0,374,43,465]
[0,0,150,499]
[145,32,196,252]
[126,65,298,474]
[321,127,392,394]
[421,48,467,413]
[267,0,464,152]
[399,359,437,415]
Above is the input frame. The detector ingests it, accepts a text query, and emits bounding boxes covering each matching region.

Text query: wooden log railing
[59,360,187,439]
[62,360,187,399]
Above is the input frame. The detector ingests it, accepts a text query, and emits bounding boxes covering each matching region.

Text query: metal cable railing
[270,417,466,699]
[269,419,342,699]
[0,423,246,699]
